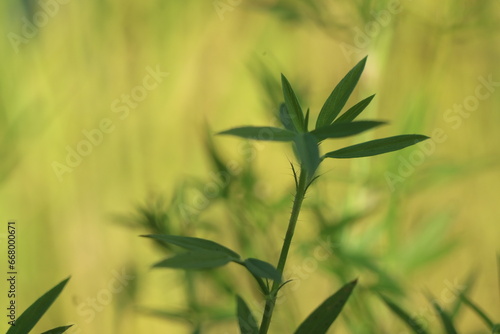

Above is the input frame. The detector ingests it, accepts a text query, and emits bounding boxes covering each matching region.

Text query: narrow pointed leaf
[324,135,429,159]
[279,103,297,132]
[244,258,282,282]
[492,324,500,333]
[41,325,74,334]
[294,280,357,334]
[153,251,235,269]
[304,108,310,132]
[450,272,476,319]
[281,74,305,132]
[379,295,428,334]
[218,126,296,142]
[311,121,385,141]
[459,293,495,328]
[236,296,259,334]
[334,94,375,124]
[142,234,240,259]
[431,301,457,334]
[7,278,70,334]
[204,124,232,198]
[316,57,367,128]
[293,132,320,182]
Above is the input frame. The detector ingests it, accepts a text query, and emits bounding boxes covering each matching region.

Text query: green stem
[259,169,308,334]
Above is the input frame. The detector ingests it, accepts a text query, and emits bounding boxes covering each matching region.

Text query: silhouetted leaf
[143,234,240,258]
[244,258,282,282]
[316,57,367,128]
[460,293,495,329]
[294,133,320,182]
[236,296,259,334]
[7,278,70,334]
[431,301,457,334]
[450,272,476,319]
[324,135,429,159]
[281,74,305,132]
[153,251,235,269]
[379,295,428,334]
[204,124,231,198]
[294,280,357,334]
[41,325,74,334]
[311,121,385,141]
[304,108,310,132]
[218,126,296,141]
[334,94,375,124]
[279,103,297,132]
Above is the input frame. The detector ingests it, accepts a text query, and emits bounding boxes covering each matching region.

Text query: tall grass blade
[379,295,428,334]
[460,293,495,329]
[431,300,458,334]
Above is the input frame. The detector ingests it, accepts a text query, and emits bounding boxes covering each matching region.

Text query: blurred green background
[1,0,499,333]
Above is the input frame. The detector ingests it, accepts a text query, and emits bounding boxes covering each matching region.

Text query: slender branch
[259,169,308,334]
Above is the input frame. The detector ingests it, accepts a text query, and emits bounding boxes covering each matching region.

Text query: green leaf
[153,251,235,269]
[315,57,367,128]
[142,234,240,259]
[218,126,296,142]
[324,135,429,159]
[310,121,385,141]
[279,103,297,132]
[379,295,428,334]
[459,293,495,329]
[293,132,320,182]
[236,296,259,334]
[492,324,500,333]
[431,301,457,334]
[41,325,74,334]
[294,280,357,334]
[7,277,70,334]
[243,258,282,282]
[281,74,305,132]
[450,272,476,319]
[334,94,375,124]
[304,108,310,132]
[204,124,232,198]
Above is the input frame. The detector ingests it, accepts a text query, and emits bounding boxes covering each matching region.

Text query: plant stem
[259,169,308,334]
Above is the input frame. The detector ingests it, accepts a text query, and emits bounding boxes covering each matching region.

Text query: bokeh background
[1,0,499,333]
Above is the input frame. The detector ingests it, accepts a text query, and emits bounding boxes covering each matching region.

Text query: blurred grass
[0,0,499,333]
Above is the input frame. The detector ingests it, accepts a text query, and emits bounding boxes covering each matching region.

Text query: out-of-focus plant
[140,56,427,333]
[380,257,500,333]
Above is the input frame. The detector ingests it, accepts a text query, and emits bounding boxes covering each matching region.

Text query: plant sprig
[145,56,429,333]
